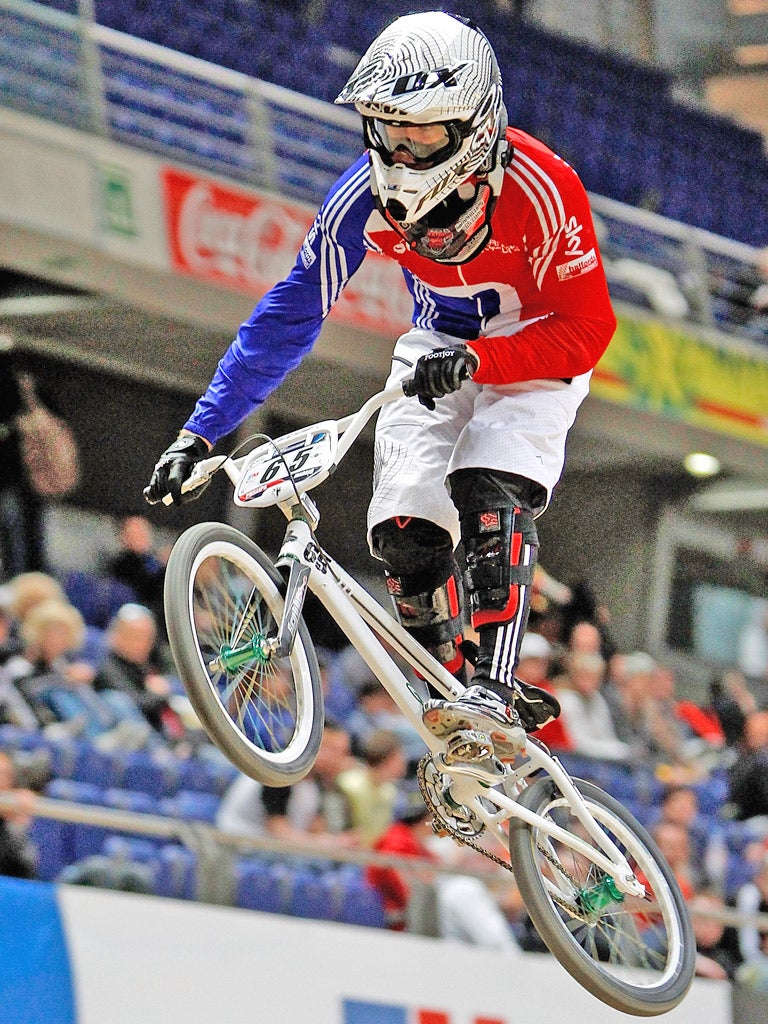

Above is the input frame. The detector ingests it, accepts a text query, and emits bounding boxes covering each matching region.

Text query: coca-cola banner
[162,167,412,335]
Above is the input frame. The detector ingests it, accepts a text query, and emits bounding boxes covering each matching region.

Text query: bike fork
[274,514,316,657]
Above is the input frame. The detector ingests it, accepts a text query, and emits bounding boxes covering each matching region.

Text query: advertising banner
[0,877,731,1024]
[161,167,413,336]
[593,316,768,446]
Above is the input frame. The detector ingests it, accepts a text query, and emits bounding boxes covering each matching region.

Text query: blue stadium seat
[154,844,198,900]
[63,571,138,628]
[35,778,106,879]
[335,871,386,929]
[78,625,109,670]
[120,750,181,798]
[724,852,758,902]
[177,758,237,797]
[234,858,292,915]
[159,789,220,822]
[288,868,337,922]
[102,834,162,863]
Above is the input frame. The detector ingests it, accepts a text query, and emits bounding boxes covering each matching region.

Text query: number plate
[235,423,337,507]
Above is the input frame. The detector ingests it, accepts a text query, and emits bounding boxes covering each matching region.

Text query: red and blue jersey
[185,127,616,444]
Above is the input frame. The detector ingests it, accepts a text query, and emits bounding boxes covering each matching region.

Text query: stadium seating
[74,0,768,248]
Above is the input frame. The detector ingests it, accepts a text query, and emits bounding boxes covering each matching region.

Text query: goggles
[364,118,468,170]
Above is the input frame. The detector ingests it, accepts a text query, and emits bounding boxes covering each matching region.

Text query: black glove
[144,434,210,507]
[408,346,479,410]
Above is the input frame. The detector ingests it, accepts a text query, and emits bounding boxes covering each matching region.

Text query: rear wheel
[164,523,323,786]
[508,777,695,1016]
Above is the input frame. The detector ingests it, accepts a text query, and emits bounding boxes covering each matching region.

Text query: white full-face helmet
[335,11,509,263]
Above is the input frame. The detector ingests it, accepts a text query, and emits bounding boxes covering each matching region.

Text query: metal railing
[0,0,765,346]
[2,790,767,937]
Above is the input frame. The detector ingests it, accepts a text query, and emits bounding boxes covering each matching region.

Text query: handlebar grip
[142,486,162,507]
[402,378,417,398]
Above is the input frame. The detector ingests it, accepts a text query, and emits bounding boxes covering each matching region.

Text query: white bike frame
[185,385,644,898]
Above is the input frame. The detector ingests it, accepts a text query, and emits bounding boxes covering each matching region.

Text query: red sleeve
[676,701,726,745]
[469,153,616,385]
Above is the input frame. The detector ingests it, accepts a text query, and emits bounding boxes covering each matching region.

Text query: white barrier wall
[0,877,731,1024]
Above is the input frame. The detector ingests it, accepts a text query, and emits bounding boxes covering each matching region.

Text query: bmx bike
[155,383,695,1016]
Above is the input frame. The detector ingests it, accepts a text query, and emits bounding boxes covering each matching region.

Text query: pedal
[443,729,494,765]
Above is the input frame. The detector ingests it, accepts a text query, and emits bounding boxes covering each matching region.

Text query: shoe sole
[423,706,526,760]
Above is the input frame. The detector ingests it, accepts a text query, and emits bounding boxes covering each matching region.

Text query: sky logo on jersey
[556,247,598,282]
[343,1000,505,1024]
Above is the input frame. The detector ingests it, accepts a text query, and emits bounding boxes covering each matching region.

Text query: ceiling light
[684,452,721,477]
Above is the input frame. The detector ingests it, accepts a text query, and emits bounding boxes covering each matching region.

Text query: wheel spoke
[165,526,322,786]
[509,778,694,1013]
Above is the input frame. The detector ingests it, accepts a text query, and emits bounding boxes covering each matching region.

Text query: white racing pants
[367,328,591,550]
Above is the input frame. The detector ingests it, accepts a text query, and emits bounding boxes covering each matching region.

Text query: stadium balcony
[2,0,765,346]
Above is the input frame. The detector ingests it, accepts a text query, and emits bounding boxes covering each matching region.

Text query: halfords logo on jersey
[556,247,598,282]
[343,999,506,1024]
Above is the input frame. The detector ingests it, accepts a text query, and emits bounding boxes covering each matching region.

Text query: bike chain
[416,755,588,922]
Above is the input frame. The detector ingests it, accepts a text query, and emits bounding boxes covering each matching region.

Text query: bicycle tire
[508,777,695,1016]
[164,522,323,786]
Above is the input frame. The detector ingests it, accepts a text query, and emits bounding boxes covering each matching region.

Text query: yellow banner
[592,316,768,446]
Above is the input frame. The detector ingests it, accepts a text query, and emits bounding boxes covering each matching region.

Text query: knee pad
[450,469,540,629]
[371,517,464,673]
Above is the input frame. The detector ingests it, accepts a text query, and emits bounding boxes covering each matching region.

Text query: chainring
[416,755,487,842]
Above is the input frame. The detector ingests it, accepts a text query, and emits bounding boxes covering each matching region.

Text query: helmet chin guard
[336,11,508,263]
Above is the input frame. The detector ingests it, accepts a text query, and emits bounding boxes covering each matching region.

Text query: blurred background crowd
[2,0,768,1003]
[1,520,768,987]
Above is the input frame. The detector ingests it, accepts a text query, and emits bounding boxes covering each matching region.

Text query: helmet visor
[366,119,462,170]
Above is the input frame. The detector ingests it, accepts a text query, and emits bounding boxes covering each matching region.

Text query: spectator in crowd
[525,564,572,640]
[0,340,47,580]
[0,586,22,665]
[0,750,37,879]
[565,620,603,657]
[651,821,697,901]
[92,604,184,745]
[344,679,423,774]
[559,580,615,659]
[427,835,522,953]
[710,668,757,750]
[728,710,768,822]
[655,786,712,885]
[6,571,66,626]
[691,889,742,981]
[106,516,167,626]
[735,853,768,964]
[366,791,437,930]
[555,650,633,762]
[216,721,358,848]
[336,729,407,846]
[644,662,725,781]
[516,631,572,751]
[0,598,150,747]
[0,597,94,732]
[602,651,657,762]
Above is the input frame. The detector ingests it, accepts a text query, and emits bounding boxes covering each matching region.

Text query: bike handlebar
[147,378,416,507]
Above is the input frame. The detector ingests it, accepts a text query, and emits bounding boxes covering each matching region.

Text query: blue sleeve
[185,157,374,444]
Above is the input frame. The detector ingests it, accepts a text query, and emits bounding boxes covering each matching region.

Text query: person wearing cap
[516,631,573,752]
[555,650,633,762]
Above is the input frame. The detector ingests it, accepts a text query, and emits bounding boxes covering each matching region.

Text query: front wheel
[508,777,695,1016]
[164,523,323,786]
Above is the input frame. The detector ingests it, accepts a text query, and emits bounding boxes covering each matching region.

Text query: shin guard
[451,470,542,688]
[372,517,465,677]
